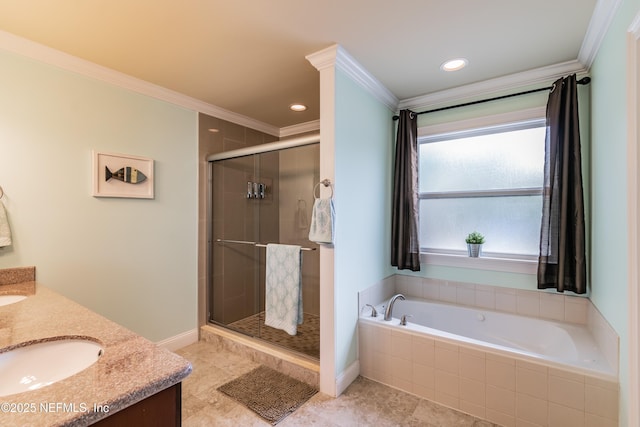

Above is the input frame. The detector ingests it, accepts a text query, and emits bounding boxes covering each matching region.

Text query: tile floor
[176,341,499,426]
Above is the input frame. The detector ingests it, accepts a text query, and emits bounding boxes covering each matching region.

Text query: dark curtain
[391,110,420,271]
[538,74,586,293]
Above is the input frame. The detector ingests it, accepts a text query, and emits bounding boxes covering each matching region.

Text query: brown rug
[217,365,318,425]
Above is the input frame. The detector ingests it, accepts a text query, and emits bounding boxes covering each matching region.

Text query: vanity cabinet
[92,383,182,426]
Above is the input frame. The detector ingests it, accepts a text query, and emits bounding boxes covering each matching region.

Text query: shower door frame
[205,133,320,348]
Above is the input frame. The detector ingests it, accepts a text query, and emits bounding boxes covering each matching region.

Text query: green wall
[590,1,640,424]
[0,49,198,342]
[333,68,395,374]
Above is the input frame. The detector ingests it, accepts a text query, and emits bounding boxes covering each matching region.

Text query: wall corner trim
[578,0,623,67]
[0,30,281,137]
[306,44,399,111]
[335,360,360,397]
[398,60,588,113]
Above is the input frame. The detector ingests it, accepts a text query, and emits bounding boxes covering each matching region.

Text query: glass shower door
[209,153,262,335]
[208,143,320,359]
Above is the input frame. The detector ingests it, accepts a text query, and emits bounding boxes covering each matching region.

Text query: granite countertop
[0,267,192,426]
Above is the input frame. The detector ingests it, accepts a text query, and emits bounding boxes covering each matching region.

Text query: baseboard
[155,328,198,351]
[335,360,360,396]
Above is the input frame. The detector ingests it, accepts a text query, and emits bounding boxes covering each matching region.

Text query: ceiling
[0,1,599,130]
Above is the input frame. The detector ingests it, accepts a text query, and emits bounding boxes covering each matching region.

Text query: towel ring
[313,179,333,199]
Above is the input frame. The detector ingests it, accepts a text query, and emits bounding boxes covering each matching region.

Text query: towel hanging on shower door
[264,244,303,336]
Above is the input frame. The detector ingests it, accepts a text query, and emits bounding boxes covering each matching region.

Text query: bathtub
[358,297,619,425]
[361,297,615,379]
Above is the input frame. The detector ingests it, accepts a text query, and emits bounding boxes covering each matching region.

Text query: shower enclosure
[207,137,320,359]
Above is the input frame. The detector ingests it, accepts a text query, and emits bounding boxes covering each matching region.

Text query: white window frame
[417,107,546,275]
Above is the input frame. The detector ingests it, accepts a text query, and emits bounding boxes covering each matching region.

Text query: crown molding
[279,119,320,138]
[307,44,398,111]
[398,60,588,112]
[579,0,623,67]
[0,30,281,137]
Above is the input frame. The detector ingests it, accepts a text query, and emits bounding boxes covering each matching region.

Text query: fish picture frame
[92,151,154,199]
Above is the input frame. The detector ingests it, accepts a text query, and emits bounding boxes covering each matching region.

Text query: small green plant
[465,231,485,244]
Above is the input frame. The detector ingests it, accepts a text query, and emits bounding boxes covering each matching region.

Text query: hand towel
[264,244,303,336]
[308,198,335,244]
[0,201,12,248]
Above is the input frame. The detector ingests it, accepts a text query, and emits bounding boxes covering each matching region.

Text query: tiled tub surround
[358,276,620,427]
[0,267,191,426]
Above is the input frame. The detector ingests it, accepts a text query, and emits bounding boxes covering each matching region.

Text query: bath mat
[217,365,317,425]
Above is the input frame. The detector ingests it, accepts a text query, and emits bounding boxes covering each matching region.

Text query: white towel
[308,198,335,244]
[264,244,303,336]
[0,201,12,248]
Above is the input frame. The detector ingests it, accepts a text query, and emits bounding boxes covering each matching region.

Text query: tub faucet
[384,293,405,321]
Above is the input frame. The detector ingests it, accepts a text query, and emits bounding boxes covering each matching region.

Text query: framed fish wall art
[92,151,154,199]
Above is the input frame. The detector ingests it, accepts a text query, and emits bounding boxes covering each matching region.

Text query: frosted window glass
[419,127,545,193]
[419,196,543,256]
[418,123,545,257]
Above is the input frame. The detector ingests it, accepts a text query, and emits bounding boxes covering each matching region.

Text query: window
[418,118,545,261]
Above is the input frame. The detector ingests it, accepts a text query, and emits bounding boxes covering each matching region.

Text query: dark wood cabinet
[92,383,182,426]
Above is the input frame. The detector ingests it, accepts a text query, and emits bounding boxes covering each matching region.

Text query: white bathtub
[363,297,615,379]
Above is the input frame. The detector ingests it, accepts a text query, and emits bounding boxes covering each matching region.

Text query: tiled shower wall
[278,144,320,316]
[198,113,279,326]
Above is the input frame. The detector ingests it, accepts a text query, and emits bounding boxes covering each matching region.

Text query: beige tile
[460,350,486,382]
[486,408,516,427]
[539,292,565,321]
[391,330,412,361]
[548,402,584,427]
[516,290,540,317]
[460,377,485,407]
[422,279,441,300]
[411,335,435,366]
[516,365,547,399]
[460,399,486,419]
[434,390,460,410]
[475,289,496,309]
[516,393,548,426]
[486,357,516,391]
[435,369,459,398]
[548,375,585,411]
[391,355,413,383]
[486,384,516,416]
[495,289,517,313]
[585,412,618,427]
[585,375,618,390]
[413,363,435,390]
[548,367,584,382]
[439,282,458,303]
[585,383,618,420]
[565,297,588,324]
[412,384,435,401]
[378,327,393,355]
[456,283,476,306]
[435,344,459,374]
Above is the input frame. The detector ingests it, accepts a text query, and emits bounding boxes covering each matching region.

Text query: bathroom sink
[0,338,103,397]
[0,295,27,307]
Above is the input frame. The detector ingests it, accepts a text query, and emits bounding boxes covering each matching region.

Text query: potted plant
[465,231,485,257]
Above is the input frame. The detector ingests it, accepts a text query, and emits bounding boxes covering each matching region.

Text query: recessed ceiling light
[289,104,307,112]
[441,58,468,72]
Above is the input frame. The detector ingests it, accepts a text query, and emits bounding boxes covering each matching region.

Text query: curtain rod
[392,76,591,121]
